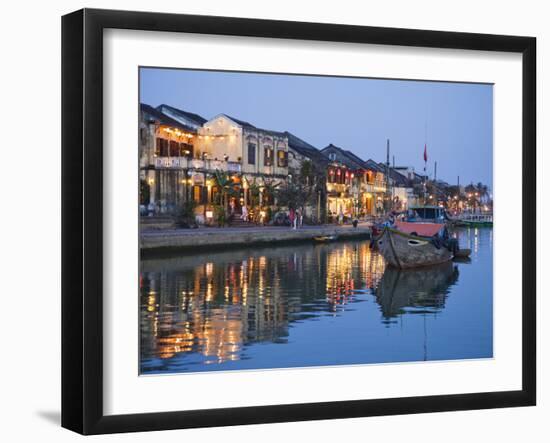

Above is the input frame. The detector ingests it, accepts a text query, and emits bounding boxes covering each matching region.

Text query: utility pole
[386,139,391,213]
[434,161,437,182]
[457,175,460,212]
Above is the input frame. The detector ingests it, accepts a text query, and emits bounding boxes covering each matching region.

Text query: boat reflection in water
[375,261,459,320]
[140,228,492,374]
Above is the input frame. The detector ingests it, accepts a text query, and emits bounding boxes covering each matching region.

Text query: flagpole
[423,143,428,205]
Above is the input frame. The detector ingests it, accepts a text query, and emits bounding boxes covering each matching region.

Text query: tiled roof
[222,114,287,137]
[156,104,208,125]
[140,103,197,132]
[321,144,365,169]
[285,132,329,165]
[222,114,256,129]
[364,159,384,172]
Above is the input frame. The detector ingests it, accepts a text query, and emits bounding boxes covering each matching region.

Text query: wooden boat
[313,235,337,242]
[376,221,453,269]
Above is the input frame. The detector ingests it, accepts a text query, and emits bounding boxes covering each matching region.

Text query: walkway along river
[139,227,493,374]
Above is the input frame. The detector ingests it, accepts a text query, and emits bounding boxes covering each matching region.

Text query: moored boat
[376,221,455,269]
[455,213,493,227]
[313,235,337,242]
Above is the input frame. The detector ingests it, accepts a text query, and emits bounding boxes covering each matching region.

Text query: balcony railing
[364,181,387,193]
[327,183,349,194]
[154,157,241,173]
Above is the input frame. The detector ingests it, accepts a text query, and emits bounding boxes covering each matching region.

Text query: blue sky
[140,68,493,186]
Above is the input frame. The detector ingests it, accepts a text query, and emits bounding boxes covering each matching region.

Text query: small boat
[313,235,337,242]
[455,213,493,227]
[453,248,471,258]
[376,221,454,269]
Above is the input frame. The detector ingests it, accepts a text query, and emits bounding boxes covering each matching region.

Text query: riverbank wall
[140,225,372,256]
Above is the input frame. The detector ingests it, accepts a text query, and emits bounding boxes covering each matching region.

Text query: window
[169,140,179,157]
[277,150,288,167]
[329,152,336,161]
[156,138,169,156]
[247,143,256,165]
[264,146,273,167]
[179,142,193,157]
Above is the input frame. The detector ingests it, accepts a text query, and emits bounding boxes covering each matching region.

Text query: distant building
[385,166,416,210]
[390,166,423,209]
[321,144,387,217]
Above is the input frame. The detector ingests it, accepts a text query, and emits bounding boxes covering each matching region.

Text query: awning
[394,221,444,237]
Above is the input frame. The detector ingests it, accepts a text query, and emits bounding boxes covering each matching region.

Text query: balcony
[154,157,241,173]
[327,183,349,194]
[365,180,386,193]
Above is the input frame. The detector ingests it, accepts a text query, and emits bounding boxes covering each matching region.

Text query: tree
[476,182,489,200]
[260,177,281,208]
[299,160,314,186]
[214,170,241,212]
[276,181,310,210]
[243,176,261,209]
[175,200,197,228]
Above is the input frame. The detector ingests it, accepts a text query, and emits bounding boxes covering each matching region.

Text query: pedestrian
[338,208,344,225]
[299,208,304,228]
[241,205,248,221]
[289,207,296,230]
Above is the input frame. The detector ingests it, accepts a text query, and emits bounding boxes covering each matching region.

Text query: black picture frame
[61,8,536,435]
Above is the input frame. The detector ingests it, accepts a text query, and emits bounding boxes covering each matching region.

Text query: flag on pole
[423,143,428,163]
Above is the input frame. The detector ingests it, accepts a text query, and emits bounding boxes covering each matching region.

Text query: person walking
[296,208,302,229]
[289,207,296,230]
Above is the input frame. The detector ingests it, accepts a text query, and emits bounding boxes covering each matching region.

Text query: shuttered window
[248,143,256,165]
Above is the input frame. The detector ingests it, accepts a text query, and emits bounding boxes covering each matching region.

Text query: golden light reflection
[141,243,387,368]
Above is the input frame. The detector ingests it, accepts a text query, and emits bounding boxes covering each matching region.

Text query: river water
[140,227,493,374]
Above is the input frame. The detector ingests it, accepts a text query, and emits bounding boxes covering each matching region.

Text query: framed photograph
[62,8,536,435]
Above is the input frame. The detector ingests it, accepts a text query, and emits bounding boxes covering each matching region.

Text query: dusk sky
[140,68,493,187]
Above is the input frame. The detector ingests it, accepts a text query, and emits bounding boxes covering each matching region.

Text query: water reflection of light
[205,262,213,277]
[141,242,388,370]
[147,291,157,312]
[325,244,385,310]
[205,282,213,302]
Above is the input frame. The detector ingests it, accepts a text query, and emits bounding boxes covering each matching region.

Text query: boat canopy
[394,221,444,237]
[408,206,447,221]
